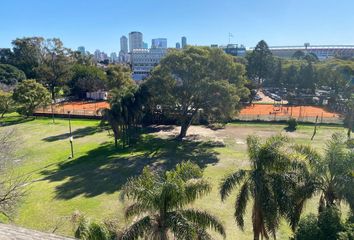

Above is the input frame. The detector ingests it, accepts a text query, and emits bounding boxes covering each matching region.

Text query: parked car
[254,94,262,101]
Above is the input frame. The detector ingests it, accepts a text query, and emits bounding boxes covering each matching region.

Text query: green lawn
[0,114,348,239]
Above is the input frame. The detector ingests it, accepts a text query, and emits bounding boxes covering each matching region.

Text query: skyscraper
[110,52,118,63]
[143,42,148,49]
[176,42,181,49]
[152,38,167,49]
[120,36,128,53]
[181,36,187,48]
[129,31,143,52]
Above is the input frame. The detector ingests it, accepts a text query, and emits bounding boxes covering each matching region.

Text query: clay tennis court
[36,101,341,123]
[240,104,339,118]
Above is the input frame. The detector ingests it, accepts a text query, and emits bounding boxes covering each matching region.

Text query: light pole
[68,111,74,158]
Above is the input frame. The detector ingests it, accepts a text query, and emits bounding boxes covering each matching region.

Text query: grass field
[0,114,349,239]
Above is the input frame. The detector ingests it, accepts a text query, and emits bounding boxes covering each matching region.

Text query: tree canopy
[35,38,73,101]
[0,64,26,86]
[69,64,107,98]
[145,46,249,139]
[120,161,226,240]
[12,79,51,117]
[246,40,274,86]
[219,135,310,240]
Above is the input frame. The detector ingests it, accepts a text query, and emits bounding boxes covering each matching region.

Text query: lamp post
[68,111,74,158]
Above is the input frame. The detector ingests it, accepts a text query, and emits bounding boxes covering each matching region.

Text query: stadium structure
[251,43,354,60]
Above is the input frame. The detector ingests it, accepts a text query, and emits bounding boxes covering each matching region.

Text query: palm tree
[71,212,115,240]
[219,135,307,240]
[120,161,226,240]
[295,133,354,212]
[101,85,147,148]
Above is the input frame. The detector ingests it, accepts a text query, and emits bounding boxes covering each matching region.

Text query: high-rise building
[176,42,181,49]
[94,49,101,61]
[129,31,143,52]
[131,48,168,81]
[120,36,128,53]
[110,52,118,63]
[143,42,148,49]
[77,46,86,55]
[93,49,109,62]
[152,38,167,49]
[181,36,187,48]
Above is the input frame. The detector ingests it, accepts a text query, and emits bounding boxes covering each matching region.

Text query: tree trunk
[252,202,264,240]
[178,122,190,140]
[177,109,198,140]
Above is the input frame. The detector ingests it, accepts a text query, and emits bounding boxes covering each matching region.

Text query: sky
[1,0,354,54]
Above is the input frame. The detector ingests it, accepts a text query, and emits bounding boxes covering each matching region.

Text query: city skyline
[1,0,354,53]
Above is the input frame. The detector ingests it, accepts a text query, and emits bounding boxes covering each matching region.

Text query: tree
[293,214,321,240]
[120,161,226,240]
[297,62,317,92]
[0,129,26,219]
[292,50,306,60]
[296,133,354,212]
[146,46,248,139]
[284,65,299,90]
[294,207,349,240]
[10,37,44,78]
[35,38,73,101]
[246,40,274,87]
[12,79,51,117]
[0,48,13,64]
[69,64,107,99]
[105,64,134,90]
[72,51,95,66]
[101,85,149,148]
[71,212,120,240]
[0,64,26,86]
[267,59,283,87]
[0,90,15,118]
[344,94,354,139]
[219,135,308,240]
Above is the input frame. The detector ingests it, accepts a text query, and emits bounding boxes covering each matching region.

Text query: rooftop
[0,223,74,240]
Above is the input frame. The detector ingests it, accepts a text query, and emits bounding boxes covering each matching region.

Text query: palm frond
[234,181,250,230]
[120,167,157,204]
[220,170,248,201]
[74,216,90,240]
[121,216,153,240]
[246,135,261,164]
[180,209,226,238]
[125,202,151,219]
[172,161,203,181]
[195,227,214,240]
[293,144,321,166]
[184,178,212,204]
[166,211,197,239]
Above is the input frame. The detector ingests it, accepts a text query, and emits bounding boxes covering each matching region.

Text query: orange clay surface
[44,101,339,118]
[240,104,339,118]
[53,101,109,111]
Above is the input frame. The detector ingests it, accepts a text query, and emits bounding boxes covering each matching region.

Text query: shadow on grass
[41,135,221,200]
[0,116,35,127]
[284,126,296,132]
[42,126,104,142]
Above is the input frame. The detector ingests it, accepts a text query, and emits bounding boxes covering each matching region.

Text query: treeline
[0,37,135,117]
[0,37,353,138]
[246,41,354,99]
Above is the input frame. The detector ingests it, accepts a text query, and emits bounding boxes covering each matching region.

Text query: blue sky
[1,0,353,53]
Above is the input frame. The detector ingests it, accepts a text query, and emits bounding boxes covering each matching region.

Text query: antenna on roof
[228,33,234,44]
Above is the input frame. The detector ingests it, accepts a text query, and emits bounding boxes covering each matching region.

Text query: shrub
[287,118,298,131]
[294,214,321,240]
